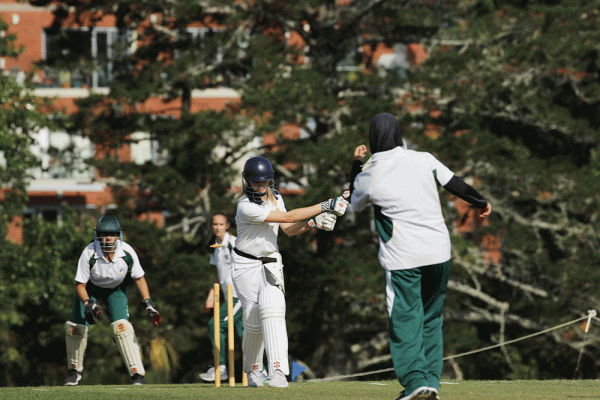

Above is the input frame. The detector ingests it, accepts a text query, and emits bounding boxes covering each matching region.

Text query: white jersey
[74,240,145,289]
[351,146,455,271]
[233,193,286,268]
[209,232,239,297]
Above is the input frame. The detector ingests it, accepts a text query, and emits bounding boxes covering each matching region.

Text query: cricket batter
[232,156,347,388]
[349,113,491,400]
[64,215,162,386]
[199,212,244,382]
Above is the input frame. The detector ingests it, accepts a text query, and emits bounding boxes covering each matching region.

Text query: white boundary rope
[574,310,597,376]
[308,310,597,382]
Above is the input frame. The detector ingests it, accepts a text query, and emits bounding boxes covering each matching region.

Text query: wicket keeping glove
[83,299,102,325]
[321,197,349,216]
[308,212,337,231]
[143,299,162,327]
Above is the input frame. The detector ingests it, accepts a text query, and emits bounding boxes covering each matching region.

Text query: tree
[0,17,51,217]
[0,12,87,384]
[403,0,600,379]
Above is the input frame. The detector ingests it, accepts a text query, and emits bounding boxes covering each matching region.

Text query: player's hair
[266,188,279,210]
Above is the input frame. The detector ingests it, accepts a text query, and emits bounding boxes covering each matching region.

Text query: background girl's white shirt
[209,231,239,297]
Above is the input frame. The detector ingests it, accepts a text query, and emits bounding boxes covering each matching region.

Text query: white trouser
[233,258,289,376]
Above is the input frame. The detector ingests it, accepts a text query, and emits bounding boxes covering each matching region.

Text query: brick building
[0,0,240,243]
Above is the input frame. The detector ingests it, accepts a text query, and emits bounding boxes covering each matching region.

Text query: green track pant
[386,260,451,394]
[208,297,244,363]
[71,282,130,325]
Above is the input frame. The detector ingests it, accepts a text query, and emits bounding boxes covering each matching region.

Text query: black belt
[233,247,277,264]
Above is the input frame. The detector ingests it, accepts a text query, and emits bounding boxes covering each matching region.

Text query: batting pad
[242,306,264,373]
[259,285,289,375]
[111,319,145,376]
[65,321,88,373]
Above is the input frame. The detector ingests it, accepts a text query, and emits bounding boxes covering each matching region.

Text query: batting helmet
[243,156,274,181]
[242,156,275,201]
[94,216,123,252]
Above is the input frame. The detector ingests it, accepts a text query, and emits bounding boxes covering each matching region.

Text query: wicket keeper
[64,215,162,386]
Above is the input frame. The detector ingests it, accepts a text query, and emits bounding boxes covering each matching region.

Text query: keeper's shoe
[429,387,441,400]
[131,373,147,385]
[199,365,228,382]
[267,369,289,388]
[247,370,266,387]
[397,386,437,400]
[64,369,81,386]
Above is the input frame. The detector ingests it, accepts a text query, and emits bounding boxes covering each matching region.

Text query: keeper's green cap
[96,216,121,233]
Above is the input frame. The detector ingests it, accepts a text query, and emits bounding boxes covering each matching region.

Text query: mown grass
[0,380,599,400]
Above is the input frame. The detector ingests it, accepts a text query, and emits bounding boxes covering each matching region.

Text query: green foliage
[0,72,49,216]
[0,207,93,386]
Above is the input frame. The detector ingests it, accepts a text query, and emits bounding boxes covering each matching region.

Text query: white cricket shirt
[209,232,239,297]
[351,146,455,270]
[233,193,286,268]
[74,241,145,288]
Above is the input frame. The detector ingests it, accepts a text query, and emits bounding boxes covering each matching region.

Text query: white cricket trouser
[233,261,289,376]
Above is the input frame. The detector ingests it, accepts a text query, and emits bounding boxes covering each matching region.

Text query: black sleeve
[443,175,488,209]
[347,160,363,202]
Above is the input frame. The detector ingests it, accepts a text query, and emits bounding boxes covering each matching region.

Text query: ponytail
[267,188,279,210]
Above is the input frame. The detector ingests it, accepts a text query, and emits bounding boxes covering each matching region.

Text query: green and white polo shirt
[351,146,454,271]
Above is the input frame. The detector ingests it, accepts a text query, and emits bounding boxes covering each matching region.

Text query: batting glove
[143,299,163,327]
[83,299,102,325]
[321,197,349,216]
[308,212,337,231]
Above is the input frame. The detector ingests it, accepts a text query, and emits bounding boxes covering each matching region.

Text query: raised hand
[354,145,368,161]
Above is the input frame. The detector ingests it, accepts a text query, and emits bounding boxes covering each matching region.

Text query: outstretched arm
[264,198,348,224]
[443,175,491,217]
[280,221,313,236]
[265,204,322,224]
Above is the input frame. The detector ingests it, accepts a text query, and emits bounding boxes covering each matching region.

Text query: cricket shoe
[429,387,441,400]
[131,373,147,385]
[267,369,289,388]
[396,386,437,400]
[64,369,81,386]
[199,365,228,382]
[247,370,266,387]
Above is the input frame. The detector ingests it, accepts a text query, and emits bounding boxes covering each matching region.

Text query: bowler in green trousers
[349,113,491,400]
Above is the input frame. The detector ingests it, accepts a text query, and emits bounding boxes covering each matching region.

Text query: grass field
[1,380,599,400]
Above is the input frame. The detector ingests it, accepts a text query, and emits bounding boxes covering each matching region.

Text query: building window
[30,127,95,180]
[42,27,131,89]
